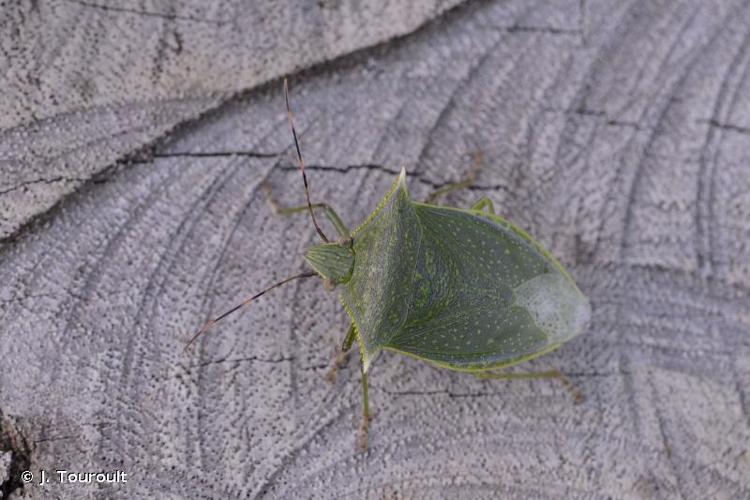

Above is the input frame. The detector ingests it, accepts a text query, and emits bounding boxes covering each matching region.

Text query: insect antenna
[184,270,317,352]
[283,78,330,243]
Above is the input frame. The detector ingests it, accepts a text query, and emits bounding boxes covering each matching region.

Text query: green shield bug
[186,79,591,450]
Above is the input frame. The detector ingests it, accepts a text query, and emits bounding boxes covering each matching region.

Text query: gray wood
[0,0,462,241]
[1,0,749,498]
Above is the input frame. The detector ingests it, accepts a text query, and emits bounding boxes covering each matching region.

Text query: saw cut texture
[341,171,590,372]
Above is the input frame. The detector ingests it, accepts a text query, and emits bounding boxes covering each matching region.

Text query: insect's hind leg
[475,369,584,404]
[262,183,350,238]
[324,324,356,383]
[424,150,483,204]
[470,197,495,214]
[358,361,371,452]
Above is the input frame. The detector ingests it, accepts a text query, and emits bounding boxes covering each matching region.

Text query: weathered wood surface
[1,0,749,498]
[0,0,463,241]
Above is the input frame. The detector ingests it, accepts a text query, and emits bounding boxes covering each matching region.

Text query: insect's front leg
[475,369,584,404]
[262,182,351,238]
[324,323,356,383]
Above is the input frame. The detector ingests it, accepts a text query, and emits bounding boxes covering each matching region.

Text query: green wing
[341,171,590,372]
[388,203,591,371]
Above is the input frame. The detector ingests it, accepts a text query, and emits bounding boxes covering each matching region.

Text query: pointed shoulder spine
[351,168,409,237]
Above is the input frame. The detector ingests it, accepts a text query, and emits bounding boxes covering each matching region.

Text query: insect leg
[262,183,350,237]
[424,150,483,204]
[475,369,584,404]
[341,324,357,351]
[357,361,371,451]
[469,197,495,214]
[324,324,356,383]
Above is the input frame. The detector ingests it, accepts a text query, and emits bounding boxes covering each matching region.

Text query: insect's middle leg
[324,323,356,383]
[475,369,584,404]
[424,150,483,204]
[262,183,350,238]
[326,324,372,451]
[469,197,495,214]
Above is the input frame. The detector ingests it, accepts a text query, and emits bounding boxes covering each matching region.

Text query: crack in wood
[0,176,89,196]
[506,25,582,36]
[143,154,512,193]
[279,163,511,193]
[60,0,228,25]
[698,119,750,135]
[374,371,617,398]
[541,106,642,129]
[153,150,281,159]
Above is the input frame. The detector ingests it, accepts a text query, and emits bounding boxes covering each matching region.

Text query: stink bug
[186,79,591,449]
